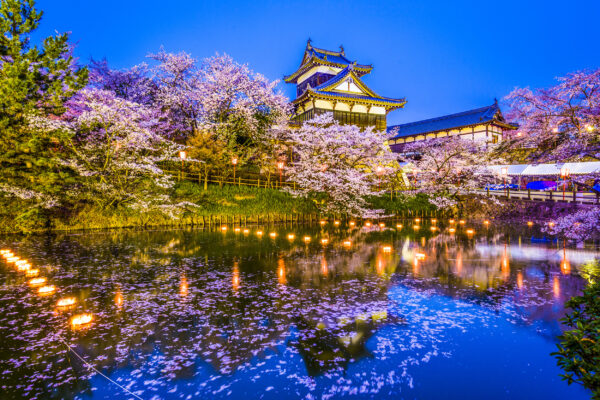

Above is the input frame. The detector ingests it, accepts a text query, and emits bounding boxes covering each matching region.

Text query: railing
[163,170,297,189]
[478,188,600,205]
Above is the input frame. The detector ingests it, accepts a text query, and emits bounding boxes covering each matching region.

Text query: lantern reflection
[376,255,385,275]
[320,256,328,276]
[553,276,560,298]
[28,277,46,287]
[277,258,286,285]
[232,262,240,291]
[115,291,123,308]
[38,285,56,296]
[179,275,188,297]
[517,272,524,289]
[26,268,39,277]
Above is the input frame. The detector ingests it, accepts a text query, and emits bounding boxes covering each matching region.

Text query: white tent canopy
[487,162,600,176]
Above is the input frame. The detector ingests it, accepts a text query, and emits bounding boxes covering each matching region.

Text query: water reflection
[0,221,594,399]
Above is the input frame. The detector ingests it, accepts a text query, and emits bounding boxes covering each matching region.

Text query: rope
[57,335,144,400]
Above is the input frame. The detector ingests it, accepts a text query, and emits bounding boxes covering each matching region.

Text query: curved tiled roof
[387,102,514,138]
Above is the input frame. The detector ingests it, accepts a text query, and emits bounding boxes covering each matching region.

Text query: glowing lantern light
[349,221,356,227]
[548,222,555,228]
[38,285,56,296]
[243,228,250,234]
[6,256,20,263]
[256,230,263,236]
[517,272,524,289]
[553,276,560,298]
[396,223,403,229]
[287,233,295,241]
[269,232,277,238]
[343,240,352,248]
[382,246,392,253]
[449,219,455,224]
[115,292,123,308]
[415,218,421,223]
[413,225,420,230]
[15,259,28,266]
[57,297,76,308]
[321,238,329,245]
[70,313,93,329]
[379,222,385,228]
[449,228,456,233]
[334,220,340,226]
[561,259,571,275]
[415,252,426,261]
[483,220,490,225]
[319,220,327,225]
[466,229,475,235]
[17,262,31,272]
[459,220,466,225]
[221,226,228,232]
[0,249,11,255]
[28,277,47,287]
[527,221,533,227]
[365,221,372,227]
[303,236,311,243]
[234,227,241,233]
[430,226,437,231]
[26,268,39,277]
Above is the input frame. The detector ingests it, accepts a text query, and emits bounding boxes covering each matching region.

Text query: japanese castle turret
[285,40,406,131]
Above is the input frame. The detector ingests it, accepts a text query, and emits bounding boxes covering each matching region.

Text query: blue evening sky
[36,0,600,126]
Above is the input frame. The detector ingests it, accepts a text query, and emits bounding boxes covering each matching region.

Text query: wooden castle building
[387,101,517,153]
[285,40,406,131]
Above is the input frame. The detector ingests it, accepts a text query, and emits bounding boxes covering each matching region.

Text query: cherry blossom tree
[285,114,396,216]
[397,136,499,210]
[505,69,600,241]
[30,88,191,217]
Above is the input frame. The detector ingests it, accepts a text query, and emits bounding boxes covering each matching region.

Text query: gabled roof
[284,41,372,83]
[387,102,516,138]
[292,65,406,109]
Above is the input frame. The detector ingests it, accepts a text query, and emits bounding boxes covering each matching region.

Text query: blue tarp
[526,181,557,191]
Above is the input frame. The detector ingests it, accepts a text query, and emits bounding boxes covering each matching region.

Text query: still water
[0,220,595,399]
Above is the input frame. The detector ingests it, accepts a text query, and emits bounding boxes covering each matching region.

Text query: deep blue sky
[35,0,600,125]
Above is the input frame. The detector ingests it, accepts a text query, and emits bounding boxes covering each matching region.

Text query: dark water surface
[0,220,595,399]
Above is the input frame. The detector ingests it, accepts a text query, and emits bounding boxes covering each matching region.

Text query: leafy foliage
[553,268,600,399]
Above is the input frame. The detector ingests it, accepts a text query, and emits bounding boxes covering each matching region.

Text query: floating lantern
[396,223,403,229]
[243,228,250,234]
[334,220,340,226]
[269,232,277,238]
[449,228,456,233]
[6,256,20,263]
[430,226,437,232]
[548,222,555,228]
[449,219,455,224]
[483,220,490,225]
[413,225,420,230]
[26,268,39,277]
[28,277,46,287]
[256,230,263,236]
[415,252,426,260]
[431,218,437,224]
[234,227,241,233]
[466,229,475,235]
[527,221,533,227]
[15,259,28,266]
[382,246,392,253]
[365,221,372,227]
[319,220,327,225]
[343,240,352,247]
[57,297,76,308]
[379,222,385,228]
[303,236,311,243]
[415,218,421,223]
[287,233,295,240]
[321,238,329,245]
[70,313,93,328]
[459,220,466,225]
[349,221,356,227]
[220,226,228,231]
[38,285,56,296]
[0,249,11,255]
[16,262,31,271]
